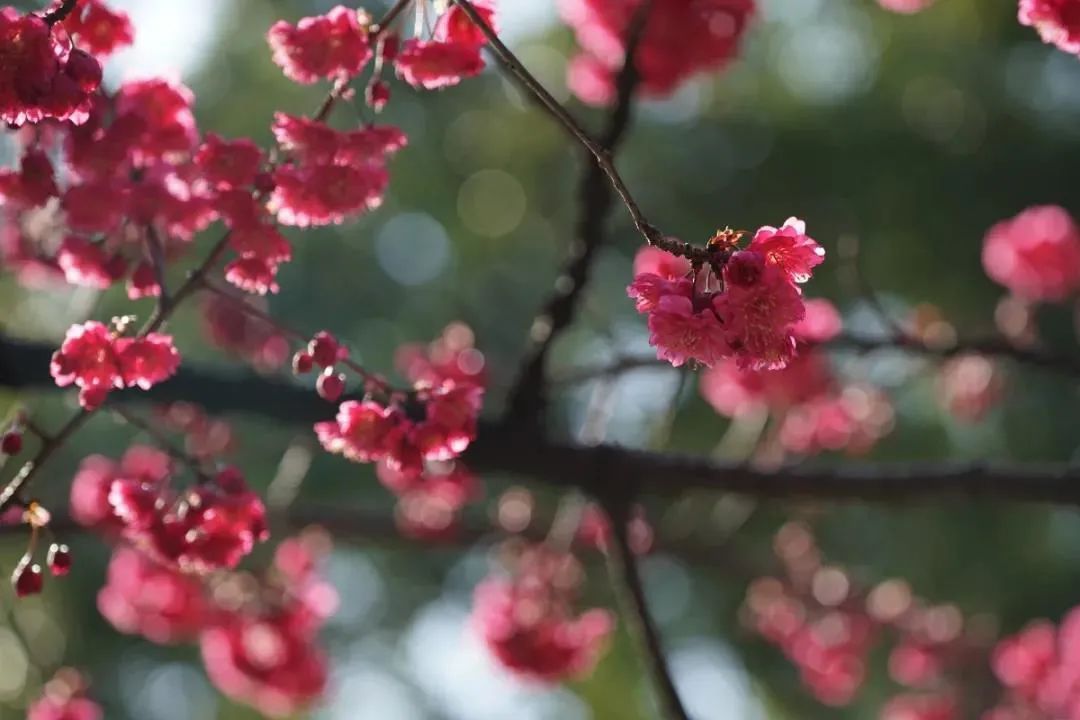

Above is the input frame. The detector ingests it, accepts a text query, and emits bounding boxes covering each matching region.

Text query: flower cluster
[0,7,102,126]
[396,0,495,89]
[1019,0,1080,57]
[377,459,481,540]
[315,324,486,481]
[49,320,180,409]
[201,533,337,718]
[108,465,269,573]
[985,606,1080,720]
[700,297,888,456]
[628,219,825,370]
[267,113,404,229]
[982,205,1080,303]
[268,2,494,97]
[744,523,977,714]
[70,444,267,572]
[560,0,755,105]
[27,669,102,720]
[97,546,208,644]
[472,544,614,682]
[96,527,337,718]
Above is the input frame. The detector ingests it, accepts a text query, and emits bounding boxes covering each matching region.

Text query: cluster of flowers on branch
[700,297,895,457]
[471,542,615,682]
[313,323,487,536]
[628,218,825,370]
[744,522,990,718]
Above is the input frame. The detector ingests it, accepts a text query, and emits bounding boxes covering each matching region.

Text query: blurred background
[3,0,1080,717]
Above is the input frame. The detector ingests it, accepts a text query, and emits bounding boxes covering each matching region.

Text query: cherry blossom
[627,220,822,370]
[472,547,614,682]
[61,0,134,57]
[1019,0,1080,56]
[49,321,180,408]
[983,205,1080,302]
[108,465,268,573]
[27,670,102,720]
[97,546,207,644]
[267,5,372,84]
[0,8,101,126]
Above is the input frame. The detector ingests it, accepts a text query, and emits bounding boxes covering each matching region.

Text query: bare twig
[111,406,213,482]
[450,0,713,264]
[604,496,691,720]
[200,279,387,386]
[505,0,653,423]
[144,225,172,317]
[0,232,232,513]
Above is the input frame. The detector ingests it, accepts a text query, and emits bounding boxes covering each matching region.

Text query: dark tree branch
[603,495,690,720]
[144,225,172,317]
[552,332,1080,385]
[505,1,652,425]
[451,0,716,266]
[41,0,78,25]
[5,332,1080,506]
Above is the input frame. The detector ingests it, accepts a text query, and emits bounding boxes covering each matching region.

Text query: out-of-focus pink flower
[982,205,1080,302]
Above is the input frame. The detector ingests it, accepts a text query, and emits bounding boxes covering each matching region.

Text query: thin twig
[200,279,387,386]
[604,496,691,720]
[313,0,413,123]
[450,0,712,264]
[0,232,232,513]
[504,0,653,423]
[144,225,172,317]
[111,406,213,482]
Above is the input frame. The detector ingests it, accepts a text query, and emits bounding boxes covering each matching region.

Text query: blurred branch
[504,1,652,424]
[603,495,690,720]
[552,332,1080,385]
[144,225,172,317]
[5,332,1080,506]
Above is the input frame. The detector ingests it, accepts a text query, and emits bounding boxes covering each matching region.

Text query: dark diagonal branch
[5,332,1080,507]
[505,2,652,424]
[603,495,690,720]
[451,0,714,265]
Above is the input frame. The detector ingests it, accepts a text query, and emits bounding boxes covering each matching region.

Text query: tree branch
[450,0,715,265]
[504,1,652,424]
[0,232,232,513]
[4,332,1080,507]
[603,495,690,720]
[552,332,1080,385]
